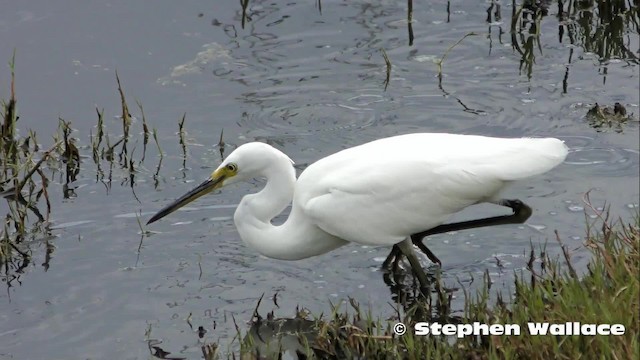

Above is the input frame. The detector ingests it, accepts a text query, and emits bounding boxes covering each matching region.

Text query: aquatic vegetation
[510,0,639,82]
[189,205,637,359]
[561,0,639,65]
[586,102,638,133]
[0,60,177,288]
[380,47,392,91]
[0,52,60,288]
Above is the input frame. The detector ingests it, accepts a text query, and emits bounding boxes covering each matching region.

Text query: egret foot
[381,199,533,269]
[383,235,441,270]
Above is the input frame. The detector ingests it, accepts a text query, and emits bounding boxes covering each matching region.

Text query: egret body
[147,133,568,287]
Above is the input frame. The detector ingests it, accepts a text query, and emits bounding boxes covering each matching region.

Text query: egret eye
[226,163,238,172]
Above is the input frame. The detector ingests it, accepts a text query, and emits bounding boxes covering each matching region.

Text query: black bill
[147,174,225,225]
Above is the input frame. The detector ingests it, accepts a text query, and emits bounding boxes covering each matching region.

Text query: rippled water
[1,0,638,359]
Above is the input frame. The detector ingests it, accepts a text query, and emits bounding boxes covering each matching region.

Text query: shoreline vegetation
[214,205,637,359]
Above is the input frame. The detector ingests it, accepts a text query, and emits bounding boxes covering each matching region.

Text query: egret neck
[232,149,347,260]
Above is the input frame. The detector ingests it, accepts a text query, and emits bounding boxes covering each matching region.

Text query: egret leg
[382,245,401,268]
[396,238,430,289]
[384,240,441,269]
[411,199,532,240]
[382,199,532,267]
[390,249,402,272]
[412,238,442,266]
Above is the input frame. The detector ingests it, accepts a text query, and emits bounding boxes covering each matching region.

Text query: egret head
[146,142,292,225]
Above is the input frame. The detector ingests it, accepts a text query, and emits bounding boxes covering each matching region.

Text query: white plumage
[148,133,568,283]
[298,133,567,248]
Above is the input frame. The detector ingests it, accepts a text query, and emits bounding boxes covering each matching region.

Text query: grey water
[0,1,638,359]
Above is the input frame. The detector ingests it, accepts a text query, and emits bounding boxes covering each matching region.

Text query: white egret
[147,133,568,288]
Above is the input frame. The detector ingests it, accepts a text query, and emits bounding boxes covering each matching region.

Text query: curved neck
[243,160,296,223]
[233,153,345,260]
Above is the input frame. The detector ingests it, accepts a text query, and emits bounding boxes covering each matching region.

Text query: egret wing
[295,133,567,246]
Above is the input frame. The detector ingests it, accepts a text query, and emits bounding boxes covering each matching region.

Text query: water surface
[0,0,638,358]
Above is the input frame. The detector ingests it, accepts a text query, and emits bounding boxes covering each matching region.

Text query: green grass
[227,211,639,359]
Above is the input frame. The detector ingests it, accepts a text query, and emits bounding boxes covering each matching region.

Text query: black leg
[382,245,401,268]
[411,235,442,266]
[411,199,532,240]
[382,199,532,268]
